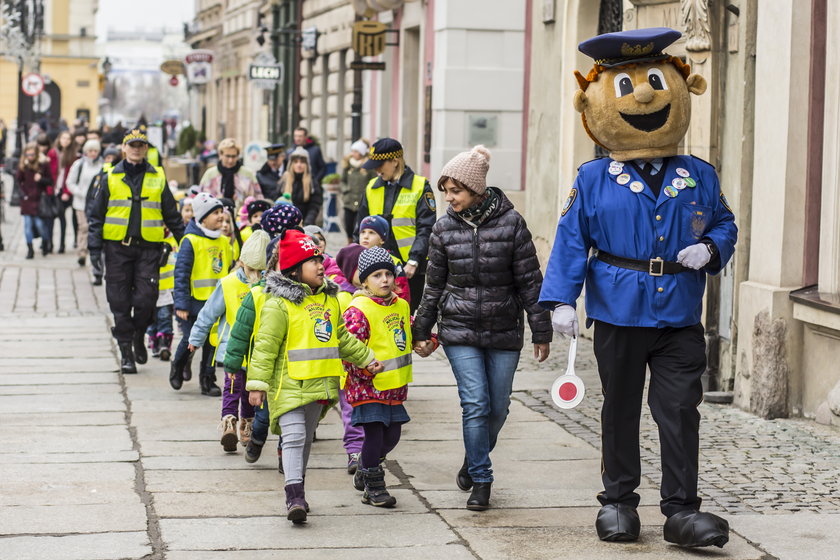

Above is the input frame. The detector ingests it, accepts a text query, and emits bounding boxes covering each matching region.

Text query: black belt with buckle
[596,250,688,276]
[120,237,157,249]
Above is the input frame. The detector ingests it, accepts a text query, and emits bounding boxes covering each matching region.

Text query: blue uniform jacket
[539,155,737,328]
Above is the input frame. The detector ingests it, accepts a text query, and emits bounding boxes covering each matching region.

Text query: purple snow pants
[222,368,255,419]
[340,389,363,454]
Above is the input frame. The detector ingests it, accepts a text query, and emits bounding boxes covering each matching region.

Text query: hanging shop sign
[184,50,214,85]
[352,21,388,57]
[249,52,283,89]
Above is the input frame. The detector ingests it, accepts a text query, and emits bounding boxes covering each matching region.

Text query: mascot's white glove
[677,243,712,270]
[552,304,579,338]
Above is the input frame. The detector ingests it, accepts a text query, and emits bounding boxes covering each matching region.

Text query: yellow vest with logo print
[103,167,167,242]
[365,173,426,262]
[158,236,179,290]
[347,295,412,391]
[282,292,343,381]
[184,233,232,301]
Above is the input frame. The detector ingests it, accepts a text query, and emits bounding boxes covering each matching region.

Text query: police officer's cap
[266,143,285,159]
[362,138,403,170]
[123,129,149,145]
[579,27,681,68]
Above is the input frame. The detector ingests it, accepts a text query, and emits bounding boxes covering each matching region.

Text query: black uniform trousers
[104,241,161,343]
[593,320,706,518]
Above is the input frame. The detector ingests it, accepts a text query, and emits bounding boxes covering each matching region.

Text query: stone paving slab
[0,502,148,535]
[0,450,140,464]
[165,545,476,560]
[0,392,125,413]
[0,424,133,453]
[457,527,764,560]
[160,514,459,551]
[0,382,121,395]
[0,372,119,386]
[438,505,666,528]
[153,488,428,518]
[728,513,840,559]
[0,532,151,560]
[0,411,126,426]
[421,488,663,510]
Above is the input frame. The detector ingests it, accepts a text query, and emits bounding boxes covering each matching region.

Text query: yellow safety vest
[282,292,343,381]
[365,173,427,262]
[232,236,241,263]
[209,271,252,359]
[159,236,178,290]
[148,145,161,167]
[347,295,412,391]
[245,285,268,377]
[240,225,253,243]
[103,167,167,242]
[336,290,353,312]
[184,233,232,301]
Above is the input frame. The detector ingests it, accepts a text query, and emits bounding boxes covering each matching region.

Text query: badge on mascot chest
[551,337,585,409]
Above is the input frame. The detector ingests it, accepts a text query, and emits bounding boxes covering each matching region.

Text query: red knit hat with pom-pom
[279,229,322,272]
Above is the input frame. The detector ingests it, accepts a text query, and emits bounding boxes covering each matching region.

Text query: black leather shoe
[456,456,473,491]
[466,482,491,511]
[133,331,148,365]
[92,275,103,286]
[664,510,729,548]
[169,360,184,390]
[118,342,137,374]
[596,504,640,542]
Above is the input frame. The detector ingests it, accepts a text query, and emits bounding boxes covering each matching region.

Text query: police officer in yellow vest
[353,138,436,313]
[88,129,185,374]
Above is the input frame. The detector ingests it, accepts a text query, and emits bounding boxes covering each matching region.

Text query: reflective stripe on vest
[282,293,343,381]
[103,167,166,242]
[184,233,232,301]
[365,173,426,262]
[158,236,178,290]
[347,295,412,391]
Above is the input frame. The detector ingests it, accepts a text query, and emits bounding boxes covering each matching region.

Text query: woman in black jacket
[412,145,552,511]
[278,146,322,225]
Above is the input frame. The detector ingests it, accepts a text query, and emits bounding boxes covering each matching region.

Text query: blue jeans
[146,304,174,337]
[23,215,44,245]
[252,401,282,450]
[444,345,521,483]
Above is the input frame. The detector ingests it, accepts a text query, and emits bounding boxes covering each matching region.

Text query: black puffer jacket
[413,188,552,350]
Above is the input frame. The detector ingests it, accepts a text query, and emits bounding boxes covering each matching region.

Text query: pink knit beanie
[440,145,491,195]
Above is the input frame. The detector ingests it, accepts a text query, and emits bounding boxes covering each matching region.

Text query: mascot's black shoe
[664,510,729,548]
[596,503,640,542]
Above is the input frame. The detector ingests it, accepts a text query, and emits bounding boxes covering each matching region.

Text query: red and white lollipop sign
[551,336,585,409]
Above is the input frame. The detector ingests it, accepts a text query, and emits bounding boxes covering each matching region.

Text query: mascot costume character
[539,28,737,548]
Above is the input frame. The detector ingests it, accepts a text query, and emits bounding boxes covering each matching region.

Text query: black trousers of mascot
[593,320,706,518]
[104,241,161,343]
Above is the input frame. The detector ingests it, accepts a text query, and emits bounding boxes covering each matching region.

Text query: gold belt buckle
[649,257,664,277]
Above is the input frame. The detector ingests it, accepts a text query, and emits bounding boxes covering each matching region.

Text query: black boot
[26,244,34,259]
[92,274,103,286]
[118,342,137,374]
[456,456,472,491]
[183,355,193,381]
[596,503,641,542]
[466,481,491,511]
[133,331,148,364]
[664,510,729,548]
[200,366,221,397]
[77,255,86,267]
[361,466,396,507]
[169,358,184,390]
[285,483,307,524]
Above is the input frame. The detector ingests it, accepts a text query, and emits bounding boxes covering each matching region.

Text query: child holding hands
[246,229,383,524]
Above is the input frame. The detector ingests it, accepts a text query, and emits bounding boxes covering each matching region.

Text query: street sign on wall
[249,52,283,90]
[21,73,45,97]
[185,50,214,85]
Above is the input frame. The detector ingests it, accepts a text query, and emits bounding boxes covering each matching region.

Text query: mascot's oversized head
[573,27,707,162]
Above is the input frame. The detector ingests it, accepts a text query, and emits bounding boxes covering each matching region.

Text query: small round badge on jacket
[664,185,679,198]
[630,181,644,193]
[617,173,631,185]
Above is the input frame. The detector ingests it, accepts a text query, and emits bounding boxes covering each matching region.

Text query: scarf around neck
[197,222,223,239]
[217,161,242,199]
[458,188,499,226]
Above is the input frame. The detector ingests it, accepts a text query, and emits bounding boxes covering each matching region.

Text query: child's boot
[158,333,172,361]
[361,466,397,507]
[26,243,34,259]
[220,414,238,453]
[239,417,253,447]
[245,438,264,463]
[200,366,221,397]
[149,333,160,358]
[285,483,307,524]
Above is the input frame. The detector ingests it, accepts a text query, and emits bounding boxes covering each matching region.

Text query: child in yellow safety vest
[343,246,437,507]
[358,215,411,305]
[188,230,271,453]
[246,229,384,525]
[145,230,179,361]
[172,193,233,396]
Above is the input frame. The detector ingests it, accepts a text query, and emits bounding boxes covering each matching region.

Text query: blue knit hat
[359,215,389,241]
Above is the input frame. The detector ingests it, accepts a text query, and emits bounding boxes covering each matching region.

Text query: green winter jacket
[245,272,374,434]
[223,279,264,374]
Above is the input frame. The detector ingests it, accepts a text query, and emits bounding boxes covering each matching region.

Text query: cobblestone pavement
[514,333,840,516]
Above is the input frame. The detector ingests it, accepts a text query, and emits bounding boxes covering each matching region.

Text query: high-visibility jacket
[337,290,353,312]
[184,233,232,301]
[347,295,412,391]
[365,173,426,262]
[147,145,161,167]
[103,167,166,242]
[159,236,178,290]
[240,225,253,243]
[282,293,343,381]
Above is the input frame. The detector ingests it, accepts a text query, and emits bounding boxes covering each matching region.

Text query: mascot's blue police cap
[579,27,681,68]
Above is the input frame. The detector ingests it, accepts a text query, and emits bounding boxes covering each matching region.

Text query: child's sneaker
[347,452,360,474]
[361,466,397,508]
[219,414,238,453]
[239,417,253,447]
[245,439,264,463]
[149,333,160,358]
[353,467,364,491]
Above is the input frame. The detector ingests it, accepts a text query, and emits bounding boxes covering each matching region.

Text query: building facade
[523,0,840,426]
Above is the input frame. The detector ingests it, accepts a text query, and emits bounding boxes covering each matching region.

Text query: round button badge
[617,173,631,185]
[685,177,697,188]
[676,167,690,177]
[630,181,644,193]
[664,185,679,198]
